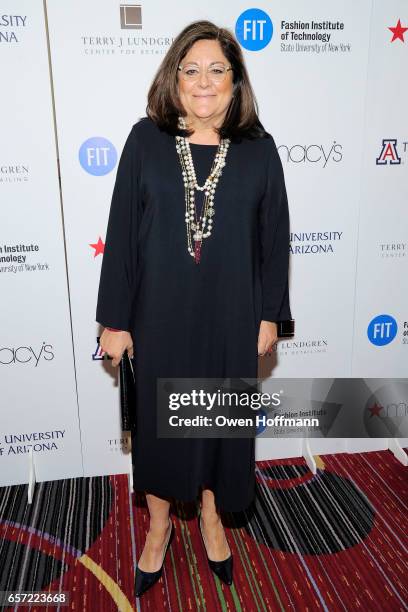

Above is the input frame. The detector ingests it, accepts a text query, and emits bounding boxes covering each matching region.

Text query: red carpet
[0,448,407,610]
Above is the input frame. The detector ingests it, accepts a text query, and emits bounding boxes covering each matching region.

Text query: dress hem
[132,479,255,513]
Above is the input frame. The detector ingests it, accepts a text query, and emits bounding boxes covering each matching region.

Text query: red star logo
[89,237,105,257]
[368,402,383,418]
[388,18,408,43]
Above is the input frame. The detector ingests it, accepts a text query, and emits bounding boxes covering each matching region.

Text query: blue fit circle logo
[79,137,117,176]
[367,314,397,346]
[235,8,273,51]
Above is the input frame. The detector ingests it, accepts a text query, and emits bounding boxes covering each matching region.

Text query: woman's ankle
[148,516,170,535]
[201,509,221,526]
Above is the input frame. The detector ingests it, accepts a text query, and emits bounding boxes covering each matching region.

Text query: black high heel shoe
[198,511,233,586]
[134,517,174,598]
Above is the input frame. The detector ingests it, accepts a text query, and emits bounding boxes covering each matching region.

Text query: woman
[96,20,291,598]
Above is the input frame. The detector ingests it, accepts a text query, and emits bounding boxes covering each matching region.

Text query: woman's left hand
[258,320,278,356]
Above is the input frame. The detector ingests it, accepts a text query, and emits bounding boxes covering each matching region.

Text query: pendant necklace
[175,116,230,264]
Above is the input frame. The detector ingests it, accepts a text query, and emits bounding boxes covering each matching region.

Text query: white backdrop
[1,0,407,485]
[0,0,83,485]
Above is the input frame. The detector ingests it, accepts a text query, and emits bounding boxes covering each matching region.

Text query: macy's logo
[0,342,54,366]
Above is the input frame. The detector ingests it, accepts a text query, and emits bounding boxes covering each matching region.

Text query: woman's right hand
[99,328,134,367]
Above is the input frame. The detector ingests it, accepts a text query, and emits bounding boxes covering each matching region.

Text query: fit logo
[244,19,267,40]
[79,137,117,176]
[235,9,273,51]
[367,314,398,346]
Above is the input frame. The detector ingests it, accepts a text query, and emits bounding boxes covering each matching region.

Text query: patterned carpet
[0,449,407,611]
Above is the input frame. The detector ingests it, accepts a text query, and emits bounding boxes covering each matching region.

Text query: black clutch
[277,319,295,338]
[119,351,137,431]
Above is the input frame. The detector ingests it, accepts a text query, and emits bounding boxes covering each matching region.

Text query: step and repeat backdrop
[1,0,407,485]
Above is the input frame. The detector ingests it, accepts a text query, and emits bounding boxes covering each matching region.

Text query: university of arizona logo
[376,139,401,165]
[92,337,111,360]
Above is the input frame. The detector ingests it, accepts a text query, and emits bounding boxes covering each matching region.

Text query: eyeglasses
[178,63,233,84]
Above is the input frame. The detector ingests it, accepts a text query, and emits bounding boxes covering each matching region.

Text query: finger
[265,339,277,354]
[111,357,120,367]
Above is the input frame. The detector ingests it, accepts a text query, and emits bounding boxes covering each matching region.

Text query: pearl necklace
[175,117,230,263]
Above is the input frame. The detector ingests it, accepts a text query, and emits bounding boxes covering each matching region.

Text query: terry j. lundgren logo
[81,3,173,56]
[235,9,273,51]
[379,241,406,259]
[79,137,117,175]
[120,4,142,29]
[376,139,405,165]
[0,14,27,43]
[108,437,130,453]
[0,163,29,184]
[278,337,328,357]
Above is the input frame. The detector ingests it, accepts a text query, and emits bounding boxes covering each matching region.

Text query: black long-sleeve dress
[96,116,291,512]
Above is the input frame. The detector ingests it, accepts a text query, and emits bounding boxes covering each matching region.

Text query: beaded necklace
[175,116,230,263]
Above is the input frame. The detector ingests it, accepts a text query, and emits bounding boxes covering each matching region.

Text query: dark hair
[146,20,268,142]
